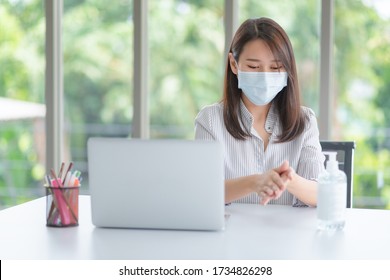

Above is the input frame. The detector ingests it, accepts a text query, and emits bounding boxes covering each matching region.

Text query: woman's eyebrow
[244,58,281,63]
[245,58,262,62]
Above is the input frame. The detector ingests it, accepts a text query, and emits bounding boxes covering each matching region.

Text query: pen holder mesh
[45,186,79,227]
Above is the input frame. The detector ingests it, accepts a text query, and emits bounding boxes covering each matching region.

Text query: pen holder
[45,186,79,227]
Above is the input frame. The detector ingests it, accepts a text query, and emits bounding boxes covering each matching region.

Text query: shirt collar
[239,100,278,133]
[239,99,253,126]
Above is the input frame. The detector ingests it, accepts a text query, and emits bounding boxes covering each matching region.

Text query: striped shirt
[194,101,325,206]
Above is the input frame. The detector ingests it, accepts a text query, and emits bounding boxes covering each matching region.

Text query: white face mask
[237,70,288,106]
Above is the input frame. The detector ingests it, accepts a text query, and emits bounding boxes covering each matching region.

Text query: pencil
[58,162,65,181]
[50,168,63,187]
[62,162,74,185]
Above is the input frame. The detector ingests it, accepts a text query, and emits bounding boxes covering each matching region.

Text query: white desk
[1,195,390,260]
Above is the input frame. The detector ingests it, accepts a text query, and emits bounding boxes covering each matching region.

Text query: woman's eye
[248,65,257,69]
[271,65,284,70]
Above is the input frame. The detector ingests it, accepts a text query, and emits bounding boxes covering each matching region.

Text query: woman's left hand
[260,161,294,205]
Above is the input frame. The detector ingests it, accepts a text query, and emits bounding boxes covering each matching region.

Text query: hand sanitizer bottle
[317,151,347,231]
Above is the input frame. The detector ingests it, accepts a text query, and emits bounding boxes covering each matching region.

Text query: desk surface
[1,196,390,260]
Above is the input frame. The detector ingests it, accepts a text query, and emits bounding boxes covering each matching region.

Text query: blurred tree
[0,0,45,208]
[334,0,390,208]
[62,1,133,164]
[148,0,224,138]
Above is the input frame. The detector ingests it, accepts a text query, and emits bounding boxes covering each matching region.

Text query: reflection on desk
[1,195,390,260]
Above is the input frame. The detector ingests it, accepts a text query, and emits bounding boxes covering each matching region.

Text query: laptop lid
[87,138,224,231]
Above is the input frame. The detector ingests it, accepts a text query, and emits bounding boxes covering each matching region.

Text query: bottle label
[317,183,347,221]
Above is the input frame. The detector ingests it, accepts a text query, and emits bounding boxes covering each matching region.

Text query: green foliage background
[1,0,390,209]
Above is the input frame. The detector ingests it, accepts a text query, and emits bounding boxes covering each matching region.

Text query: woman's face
[229,39,286,74]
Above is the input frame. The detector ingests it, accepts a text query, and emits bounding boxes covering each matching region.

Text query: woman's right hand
[255,160,294,205]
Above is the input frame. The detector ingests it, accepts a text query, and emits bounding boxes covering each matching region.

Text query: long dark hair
[223,17,306,142]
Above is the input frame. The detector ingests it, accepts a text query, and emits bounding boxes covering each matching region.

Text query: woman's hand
[224,160,295,204]
[256,160,294,205]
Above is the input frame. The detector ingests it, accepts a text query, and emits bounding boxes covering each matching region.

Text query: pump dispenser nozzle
[323,151,339,171]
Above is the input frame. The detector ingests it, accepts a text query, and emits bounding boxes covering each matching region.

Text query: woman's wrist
[249,174,262,194]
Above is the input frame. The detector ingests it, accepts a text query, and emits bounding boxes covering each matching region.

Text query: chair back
[320,141,356,208]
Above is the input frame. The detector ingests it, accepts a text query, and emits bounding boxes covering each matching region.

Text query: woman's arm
[287,107,325,207]
[287,173,317,207]
[225,161,293,204]
[225,174,261,204]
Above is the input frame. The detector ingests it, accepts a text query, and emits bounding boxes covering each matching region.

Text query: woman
[195,17,325,206]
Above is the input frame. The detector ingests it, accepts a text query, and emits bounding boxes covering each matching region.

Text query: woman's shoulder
[300,106,319,130]
[300,106,318,124]
[300,106,316,118]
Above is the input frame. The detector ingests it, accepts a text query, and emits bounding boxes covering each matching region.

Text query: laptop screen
[88,138,225,231]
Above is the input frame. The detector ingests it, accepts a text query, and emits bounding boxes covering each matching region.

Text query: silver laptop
[87,138,225,231]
